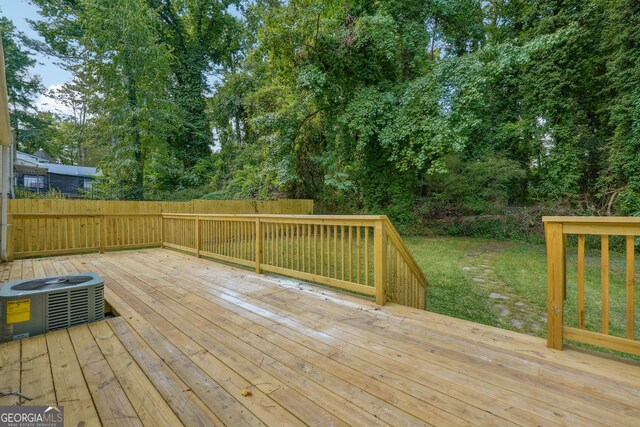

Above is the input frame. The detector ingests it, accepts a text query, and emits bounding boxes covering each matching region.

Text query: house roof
[16,151,49,166]
[33,148,54,162]
[47,163,98,177]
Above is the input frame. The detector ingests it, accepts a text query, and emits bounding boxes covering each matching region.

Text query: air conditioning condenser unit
[0,273,104,342]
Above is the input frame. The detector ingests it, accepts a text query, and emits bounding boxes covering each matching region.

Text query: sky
[2,0,73,114]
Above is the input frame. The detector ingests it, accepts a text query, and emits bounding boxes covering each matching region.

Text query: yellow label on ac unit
[7,299,30,324]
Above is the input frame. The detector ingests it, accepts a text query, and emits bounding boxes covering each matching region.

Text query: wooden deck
[1,249,639,426]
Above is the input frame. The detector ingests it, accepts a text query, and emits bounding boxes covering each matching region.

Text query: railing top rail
[383,218,428,285]
[11,213,161,218]
[543,216,640,224]
[162,213,387,220]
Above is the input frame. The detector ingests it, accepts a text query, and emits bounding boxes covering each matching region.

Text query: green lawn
[403,236,498,326]
[404,236,639,346]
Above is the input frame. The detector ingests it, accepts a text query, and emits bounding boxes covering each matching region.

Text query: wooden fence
[7,199,314,215]
[7,212,428,309]
[544,216,640,356]
[163,214,428,309]
[9,214,161,259]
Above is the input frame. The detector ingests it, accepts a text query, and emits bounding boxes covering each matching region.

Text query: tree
[598,0,640,214]
[47,70,98,165]
[81,0,175,199]
[144,0,243,168]
[0,15,48,150]
[32,0,177,199]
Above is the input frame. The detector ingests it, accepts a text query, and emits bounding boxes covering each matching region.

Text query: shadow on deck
[1,248,639,426]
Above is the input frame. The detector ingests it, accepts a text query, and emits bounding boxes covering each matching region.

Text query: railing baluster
[295,224,302,271]
[195,216,201,258]
[357,226,361,284]
[577,234,585,329]
[274,222,278,266]
[283,223,288,269]
[236,221,240,258]
[365,227,369,287]
[302,224,306,272]
[601,235,609,335]
[341,225,345,281]
[255,219,262,273]
[272,222,276,266]
[348,226,353,282]
[275,222,279,267]
[280,223,284,267]
[290,223,294,269]
[333,225,337,278]
[320,224,325,276]
[626,235,635,340]
[374,220,386,305]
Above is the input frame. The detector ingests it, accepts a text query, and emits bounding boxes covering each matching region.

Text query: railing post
[99,215,106,254]
[7,214,13,262]
[374,219,386,306]
[255,218,262,274]
[545,221,565,350]
[195,216,201,257]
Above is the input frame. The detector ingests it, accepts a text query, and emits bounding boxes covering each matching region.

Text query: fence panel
[8,198,313,215]
[9,214,160,259]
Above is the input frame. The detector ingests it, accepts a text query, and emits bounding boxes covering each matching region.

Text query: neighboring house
[14,150,98,198]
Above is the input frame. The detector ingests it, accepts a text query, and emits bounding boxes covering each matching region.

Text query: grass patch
[404,236,497,325]
[405,236,640,360]
[493,239,639,340]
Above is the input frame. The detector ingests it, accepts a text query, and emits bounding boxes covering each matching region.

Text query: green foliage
[209,0,635,224]
[419,154,527,217]
[30,0,241,200]
[15,0,640,229]
[0,15,51,150]
[14,187,65,199]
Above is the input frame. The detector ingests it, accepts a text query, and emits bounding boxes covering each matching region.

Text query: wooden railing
[162,214,428,309]
[9,213,161,260]
[544,216,640,356]
[7,212,427,309]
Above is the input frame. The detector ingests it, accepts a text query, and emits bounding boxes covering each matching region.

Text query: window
[83,179,93,191]
[23,175,45,189]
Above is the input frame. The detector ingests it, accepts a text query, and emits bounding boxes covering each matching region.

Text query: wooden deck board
[0,248,639,426]
[46,329,101,426]
[68,324,142,427]
[20,334,56,406]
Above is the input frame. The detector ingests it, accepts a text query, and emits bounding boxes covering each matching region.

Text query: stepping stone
[489,292,509,300]
[462,266,472,271]
[515,302,524,307]
[472,277,485,283]
[511,319,524,329]
[466,253,479,257]
[500,308,510,316]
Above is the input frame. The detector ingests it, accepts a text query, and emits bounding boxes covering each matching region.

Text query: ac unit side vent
[48,291,70,330]
[46,287,99,330]
[95,285,105,320]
